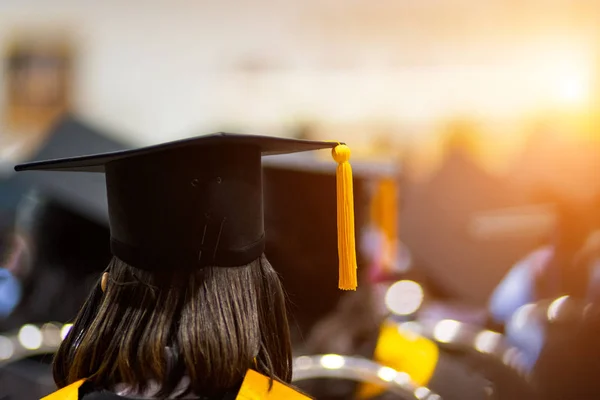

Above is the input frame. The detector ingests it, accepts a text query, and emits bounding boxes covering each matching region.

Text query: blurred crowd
[2,114,599,399]
[1,2,600,399]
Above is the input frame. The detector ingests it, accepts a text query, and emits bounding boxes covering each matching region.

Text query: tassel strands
[332,144,358,290]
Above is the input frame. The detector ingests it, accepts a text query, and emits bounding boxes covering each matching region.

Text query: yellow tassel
[332,144,358,290]
[370,178,399,273]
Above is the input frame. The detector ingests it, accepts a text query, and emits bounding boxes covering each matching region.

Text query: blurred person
[16,133,357,399]
[0,192,111,332]
[0,117,127,400]
[577,230,600,302]
[518,230,600,399]
[0,35,74,239]
[440,118,483,165]
[536,199,597,298]
[506,210,600,399]
[490,123,600,325]
[487,200,600,399]
[0,192,34,321]
[0,233,28,318]
[401,119,531,305]
[2,36,72,141]
[489,197,598,326]
[0,116,126,331]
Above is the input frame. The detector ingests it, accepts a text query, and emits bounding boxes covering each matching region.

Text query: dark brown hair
[53,254,292,397]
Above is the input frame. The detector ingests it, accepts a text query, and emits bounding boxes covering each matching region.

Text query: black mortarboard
[262,154,399,333]
[15,134,359,289]
[17,115,128,226]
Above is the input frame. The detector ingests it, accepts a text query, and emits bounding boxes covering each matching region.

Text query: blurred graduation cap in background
[14,115,128,273]
[17,114,128,227]
[262,154,401,339]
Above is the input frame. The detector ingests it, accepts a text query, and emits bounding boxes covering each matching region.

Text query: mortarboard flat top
[16,133,350,276]
[16,133,340,173]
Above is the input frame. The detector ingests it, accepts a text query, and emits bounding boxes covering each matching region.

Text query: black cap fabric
[15,133,340,271]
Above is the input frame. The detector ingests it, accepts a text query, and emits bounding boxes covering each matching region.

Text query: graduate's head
[16,132,358,394]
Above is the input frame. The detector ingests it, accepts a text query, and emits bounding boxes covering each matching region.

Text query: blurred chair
[292,354,442,399]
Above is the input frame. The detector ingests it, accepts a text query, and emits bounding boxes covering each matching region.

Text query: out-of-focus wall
[0,0,598,147]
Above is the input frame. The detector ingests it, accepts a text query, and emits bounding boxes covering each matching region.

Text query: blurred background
[1,1,600,399]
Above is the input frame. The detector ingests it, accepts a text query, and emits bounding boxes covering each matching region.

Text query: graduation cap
[262,154,399,332]
[15,134,359,290]
[17,115,128,227]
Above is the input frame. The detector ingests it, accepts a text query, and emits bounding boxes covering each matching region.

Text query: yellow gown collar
[41,369,311,400]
